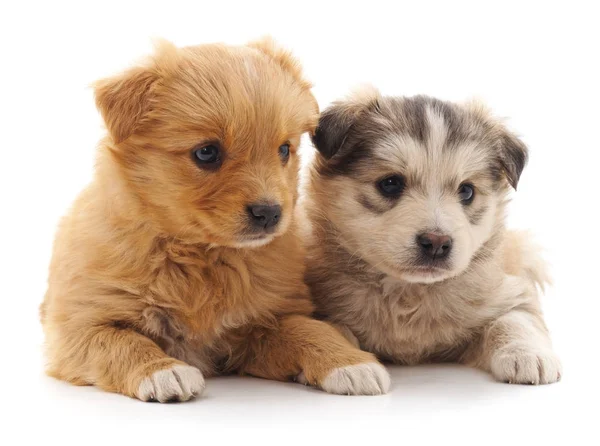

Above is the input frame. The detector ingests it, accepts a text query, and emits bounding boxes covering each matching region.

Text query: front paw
[136,364,205,402]
[301,362,390,395]
[490,346,562,385]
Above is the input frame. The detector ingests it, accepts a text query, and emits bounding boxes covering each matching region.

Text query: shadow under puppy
[305,88,561,384]
[40,40,389,402]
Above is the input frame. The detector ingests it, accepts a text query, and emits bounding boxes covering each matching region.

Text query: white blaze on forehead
[425,105,448,155]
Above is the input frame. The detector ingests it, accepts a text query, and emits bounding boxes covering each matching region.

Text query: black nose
[247,204,282,230]
[417,233,453,259]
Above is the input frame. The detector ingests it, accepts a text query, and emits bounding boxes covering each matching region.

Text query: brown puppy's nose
[247,204,282,230]
[417,233,453,259]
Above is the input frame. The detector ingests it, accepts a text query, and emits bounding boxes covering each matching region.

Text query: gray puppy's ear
[312,87,380,159]
[464,99,529,190]
[498,130,528,190]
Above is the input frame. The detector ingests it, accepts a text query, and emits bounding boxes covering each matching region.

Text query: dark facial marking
[358,193,393,214]
[467,205,489,225]
[399,96,429,143]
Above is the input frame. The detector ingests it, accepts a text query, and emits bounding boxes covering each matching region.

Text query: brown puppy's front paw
[298,362,390,395]
[491,346,561,385]
[136,364,205,402]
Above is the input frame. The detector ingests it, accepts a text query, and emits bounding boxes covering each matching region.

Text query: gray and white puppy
[304,88,561,384]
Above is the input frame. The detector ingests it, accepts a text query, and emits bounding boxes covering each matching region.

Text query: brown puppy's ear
[498,130,528,190]
[249,36,319,134]
[312,87,380,159]
[94,66,159,144]
[248,36,311,89]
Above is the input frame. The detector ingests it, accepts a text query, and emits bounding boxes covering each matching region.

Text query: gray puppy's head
[310,88,527,283]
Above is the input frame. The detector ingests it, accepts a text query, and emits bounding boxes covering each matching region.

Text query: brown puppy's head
[310,88,527,283]
[95,38,318,248]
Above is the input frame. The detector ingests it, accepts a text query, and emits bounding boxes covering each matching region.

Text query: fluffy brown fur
[305,87,561,384]
[40,40,389,402]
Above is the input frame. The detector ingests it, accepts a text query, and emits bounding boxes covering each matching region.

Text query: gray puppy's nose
[417,233,453,259]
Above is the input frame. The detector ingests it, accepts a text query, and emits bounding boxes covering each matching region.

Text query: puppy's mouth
[400,266,452,284]
[371,258,452,284]
[234,211,290,249]
[232,233,277,249]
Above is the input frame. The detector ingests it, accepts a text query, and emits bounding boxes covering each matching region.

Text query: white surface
[1,1,598,444]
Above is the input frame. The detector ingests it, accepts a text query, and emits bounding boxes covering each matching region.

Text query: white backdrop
[1,1,598,444]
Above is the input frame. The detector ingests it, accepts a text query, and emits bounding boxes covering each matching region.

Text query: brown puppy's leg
[46,325,205,402]
[328,322,361,348]
[241,315,390,395]
[464,308,561,384]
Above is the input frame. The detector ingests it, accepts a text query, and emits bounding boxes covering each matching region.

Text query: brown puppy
[40,40,389,402]
[305,87,561,385]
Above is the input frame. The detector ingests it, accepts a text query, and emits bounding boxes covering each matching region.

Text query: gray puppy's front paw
[491,346,561,385]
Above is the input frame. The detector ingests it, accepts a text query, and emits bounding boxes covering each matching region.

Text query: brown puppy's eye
[279,143,290,163]
[458,183,475,205]
[192,144,221,169]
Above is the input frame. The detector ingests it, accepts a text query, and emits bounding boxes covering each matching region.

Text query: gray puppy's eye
[458,183,475,204]
[377,175,405,198]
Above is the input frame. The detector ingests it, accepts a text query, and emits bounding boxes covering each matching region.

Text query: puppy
[40,40,389,402]
[305,88,561,384]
